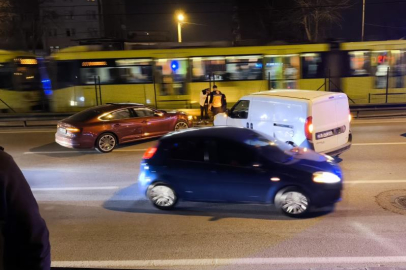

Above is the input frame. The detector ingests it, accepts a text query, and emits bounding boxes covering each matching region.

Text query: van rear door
[311,93,350,153]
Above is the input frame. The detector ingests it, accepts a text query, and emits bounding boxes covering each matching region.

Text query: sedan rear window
[68,109,102,122]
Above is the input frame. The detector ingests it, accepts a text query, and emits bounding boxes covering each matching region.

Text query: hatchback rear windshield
[68,108,103,122]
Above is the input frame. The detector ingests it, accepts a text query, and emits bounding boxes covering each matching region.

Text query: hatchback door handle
[142,120,148,124]
[210,170,217,174]
[113,123,121,127]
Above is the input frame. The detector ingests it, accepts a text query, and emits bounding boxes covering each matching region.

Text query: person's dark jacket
[0,148,51,270]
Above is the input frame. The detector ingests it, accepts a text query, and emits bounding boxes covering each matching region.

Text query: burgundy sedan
[55,103,193,153]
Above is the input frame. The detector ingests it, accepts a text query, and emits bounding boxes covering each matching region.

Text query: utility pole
[362,0,365,41]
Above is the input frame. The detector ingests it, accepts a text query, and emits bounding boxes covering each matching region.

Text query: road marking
[346,180,406,184]
[23,149,147,154]
[52,256,406,267]
[353,142,406,146]
[31,186,119,191]
[0,130,55,134]
[353,119,406,124]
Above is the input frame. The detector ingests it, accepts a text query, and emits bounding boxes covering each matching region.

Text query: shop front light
[313,172,341,184]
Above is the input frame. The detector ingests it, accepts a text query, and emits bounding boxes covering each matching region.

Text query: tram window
[80,66,153,85]
[225,56,263,81]
[391,50,405,88]
[57,61,78,87]
[0,63,13,89]
[372,51,390,89]
[192,57,226,81]
[348,51,371,76]
[264,55,299,89]
[155,59,188,95]
[301,53,324,79]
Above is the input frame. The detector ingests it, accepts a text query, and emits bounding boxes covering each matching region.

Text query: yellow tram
[49,40,406,112]
[0,51,43,113]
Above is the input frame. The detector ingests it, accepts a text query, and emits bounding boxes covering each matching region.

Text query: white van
[214,90,352,156]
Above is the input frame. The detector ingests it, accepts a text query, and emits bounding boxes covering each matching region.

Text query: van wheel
[275,187,310,218]
[95,133,117,153]
[147,184,178,210]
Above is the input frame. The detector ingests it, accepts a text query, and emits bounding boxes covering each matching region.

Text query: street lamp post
[177,13,184,43]
[361,0,365,41]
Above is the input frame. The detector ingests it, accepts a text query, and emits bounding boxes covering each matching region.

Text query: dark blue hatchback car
[138,127,343,217]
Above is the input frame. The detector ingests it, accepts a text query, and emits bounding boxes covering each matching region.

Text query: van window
[229,100,250,119]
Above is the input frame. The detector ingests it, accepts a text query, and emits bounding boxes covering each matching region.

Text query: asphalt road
[2,119,406,270]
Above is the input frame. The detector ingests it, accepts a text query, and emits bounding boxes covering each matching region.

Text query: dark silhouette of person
[0,147,51,270]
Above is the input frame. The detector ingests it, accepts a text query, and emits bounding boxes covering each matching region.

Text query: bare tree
[294,0,352,42]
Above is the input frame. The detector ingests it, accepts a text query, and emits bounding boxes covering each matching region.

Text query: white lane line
[52,256,406,268]
[346,180,406,184]
[23,149,147,154]
[31,186,119,191]
[353,142,406,146]
[0,130,55,134]
[353,119,406,124]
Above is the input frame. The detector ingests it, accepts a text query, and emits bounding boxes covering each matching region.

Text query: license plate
[316,130,334,140]
[58,128,66,134]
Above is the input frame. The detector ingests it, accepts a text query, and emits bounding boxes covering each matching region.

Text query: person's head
[213,85,218,92]
[206,88,211,93]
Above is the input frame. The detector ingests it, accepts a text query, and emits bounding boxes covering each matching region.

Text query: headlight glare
[313,172,341,184]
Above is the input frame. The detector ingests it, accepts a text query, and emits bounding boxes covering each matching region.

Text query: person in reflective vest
[209,85,226,116]
[0,147,51,270]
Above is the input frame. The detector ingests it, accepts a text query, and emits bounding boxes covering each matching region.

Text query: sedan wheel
[148,185,177,210]
[96,133,116,153]
[174,121,188,131]
[275,189,310,217]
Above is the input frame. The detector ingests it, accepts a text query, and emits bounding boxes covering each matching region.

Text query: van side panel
[250,97,307,146]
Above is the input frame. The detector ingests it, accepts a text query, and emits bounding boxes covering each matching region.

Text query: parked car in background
[214,90,352,157]
[138,127,343,218]
[56,103,193,153]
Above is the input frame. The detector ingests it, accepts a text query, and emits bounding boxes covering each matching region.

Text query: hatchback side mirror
[155,112,164,117]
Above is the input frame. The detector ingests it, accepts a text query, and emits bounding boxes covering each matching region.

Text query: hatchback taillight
[142,147,157,159]
[305,116,313,141]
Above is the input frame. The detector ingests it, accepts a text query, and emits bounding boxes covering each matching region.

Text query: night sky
[125,0,406,43]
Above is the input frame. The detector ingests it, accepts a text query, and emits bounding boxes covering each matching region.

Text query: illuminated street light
[176,12,185,43]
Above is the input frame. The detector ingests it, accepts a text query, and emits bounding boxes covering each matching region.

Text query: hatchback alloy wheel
[275,188,310,217]
[148,185,177,210]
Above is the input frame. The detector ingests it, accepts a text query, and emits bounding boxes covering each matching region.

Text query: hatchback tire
[275,187,310,218]
[147,184,178,210]
[95,133,117,153]
[174,120,188,131]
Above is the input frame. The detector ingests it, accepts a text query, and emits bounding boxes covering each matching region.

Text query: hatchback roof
[161,126,262,142]
[251,89,336,100]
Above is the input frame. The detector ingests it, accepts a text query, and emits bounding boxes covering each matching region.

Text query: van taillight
[305,116,313,141]
[143,147,157,159]
[349,109,352,122]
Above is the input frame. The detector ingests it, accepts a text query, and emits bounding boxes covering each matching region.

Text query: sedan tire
[95,133,117,153]
[275,187,310,218]
[174,120,189,131]
[147,184,178,210]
